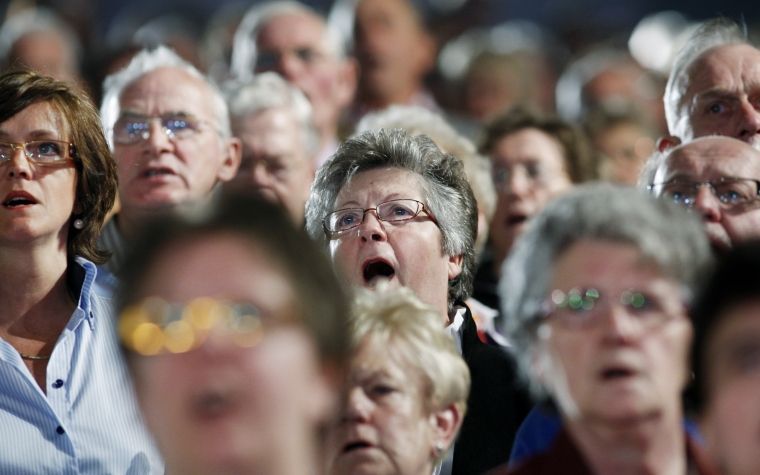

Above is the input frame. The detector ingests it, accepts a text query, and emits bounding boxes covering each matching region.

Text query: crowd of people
[1,1,759,474]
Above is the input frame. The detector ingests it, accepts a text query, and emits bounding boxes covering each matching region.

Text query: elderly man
[645,136,760,253]
[305,129,531,475]
[224,73,318,224]
[231,1,356,164]
[98,46,241,275]
[664,18,760,147]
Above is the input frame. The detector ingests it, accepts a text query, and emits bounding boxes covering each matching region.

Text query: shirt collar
[72,256,98,330]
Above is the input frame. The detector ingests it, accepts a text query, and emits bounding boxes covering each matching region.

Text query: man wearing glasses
[646,135,760,253]
[98,46,241,276]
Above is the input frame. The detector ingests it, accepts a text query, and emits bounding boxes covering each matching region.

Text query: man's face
[113,67,239,214]
[255,12,355,141]
[229,107,314,223]
[652,137,760,252]
[674,44,760,146]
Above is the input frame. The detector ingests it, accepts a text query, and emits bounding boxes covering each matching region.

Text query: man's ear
[656,134,681,152]
[448,254,463,281]
[217,136,242,182]
[428,403,463,459]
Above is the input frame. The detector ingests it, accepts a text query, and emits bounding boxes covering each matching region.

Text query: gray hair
[664,18,747,138]
[225,72,320,155]
[230,1,345,81]
[100,45,232,150]
[499,183,712,399]
[356,105,496,256]
[0,7,82,65]
[305,129,478,313]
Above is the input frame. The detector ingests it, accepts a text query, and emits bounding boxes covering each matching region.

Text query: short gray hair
[499,183,712,399]
[0,7,82,66]
[305,129,478,312]
[230,1,345,81]
[356,105,496,256]
[100,45,231,150]
[225,72,320,155]
[664,18,747,138]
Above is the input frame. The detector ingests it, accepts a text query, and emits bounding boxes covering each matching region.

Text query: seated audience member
[98,45,241,277]
[305,129,531,474]
[117,193,348,475]
[691,241,760,475]
[492,184,717,474]
[327,286,469,475]
[355,105,500,341]
[476,107,595,310]
[664,18,760,147]
[644,136,760,253]
[231,1,357,164]
[0,70,161,472]
[224,73,318,225]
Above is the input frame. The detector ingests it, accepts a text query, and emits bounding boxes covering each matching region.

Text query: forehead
[0,100,69,138]
[336,167,425,204]
[685,44,760,96]
[356,0,419,26]
[492,127,565,165]
[119,67,217,119]
[351,335,418,382]
[257,12,330,52]
[234,107,304,153]
[663,139,760,179]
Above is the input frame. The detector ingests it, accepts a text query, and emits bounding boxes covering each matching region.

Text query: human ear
[428,403,463,459]
[447,254,463,281]
[217,136,242,181]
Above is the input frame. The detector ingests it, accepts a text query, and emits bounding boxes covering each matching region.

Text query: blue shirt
[0,257,163,474]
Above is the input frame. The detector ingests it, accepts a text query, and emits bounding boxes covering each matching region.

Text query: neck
[566,409,687,475]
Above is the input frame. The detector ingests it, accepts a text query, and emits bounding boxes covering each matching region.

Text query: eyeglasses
[112,114,212,145]
[648,177,760,210]
[323,198,437,236]
[539,287,683,331]
[118,297,284,356]
[0,140,74,164]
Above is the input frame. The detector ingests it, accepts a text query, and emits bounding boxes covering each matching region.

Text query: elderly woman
[117,192,349,475]
[0,70,161,471]
[305,128,531,474]
[690,241,760,475]
[493,184,718,474]
[327,287,469,475]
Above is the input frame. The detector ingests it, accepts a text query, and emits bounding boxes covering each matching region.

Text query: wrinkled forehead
[683,44,760,99]
[661,139,760,180]
[118,67,218,120]
[335,166,427,205]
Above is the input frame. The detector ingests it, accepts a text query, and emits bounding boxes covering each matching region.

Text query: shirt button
[53,379,64,388]
[56,426,65,435]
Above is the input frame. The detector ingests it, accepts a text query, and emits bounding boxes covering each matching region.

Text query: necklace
[19,352,51,361]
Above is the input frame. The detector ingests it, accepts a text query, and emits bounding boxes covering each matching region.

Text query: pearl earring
[73,218,84,230]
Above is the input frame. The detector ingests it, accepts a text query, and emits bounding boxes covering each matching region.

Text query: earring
[73,218,84,230]
[433,442,446,457]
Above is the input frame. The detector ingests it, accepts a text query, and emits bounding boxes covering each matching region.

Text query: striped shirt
[0,257,163,474]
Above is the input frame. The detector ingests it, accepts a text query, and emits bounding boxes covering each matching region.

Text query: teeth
[4,197,32,206]
[145,169,171,177]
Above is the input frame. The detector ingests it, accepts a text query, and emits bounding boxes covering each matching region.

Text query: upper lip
[2,190,38,206]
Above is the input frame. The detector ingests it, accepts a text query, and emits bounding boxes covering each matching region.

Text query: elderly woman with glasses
[305,128,531,474]
[491,184,719,474]
[0,70,161,472]
[117,192,349,475]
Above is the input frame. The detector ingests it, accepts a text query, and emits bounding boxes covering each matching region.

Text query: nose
[600,303,639,343]
[692,185,722,222]
[358,209,387,242]
[250,161,272,187]
[506,167,531,197]
[736,99,760,141]
[275,52,303,81]
[143,119,173,154]
[343,386,372,422]
[6,145,32,179]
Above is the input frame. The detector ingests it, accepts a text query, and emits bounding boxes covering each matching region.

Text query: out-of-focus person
[117,192,349,475]
[0,7,83,85]
[351,0,437,115]
[690,241,760,475]
[305,128,531,474]
[644,135,760,253]
[355,105,500,341]
[584,104,657,185]
[664,18,760,147]
[0,70,161,472]
[98,46,241,277]
[475,107,595,309]
[491,184,717,474]
[327,286,469,475]
[231,1,357,165]
[224,73,318,225]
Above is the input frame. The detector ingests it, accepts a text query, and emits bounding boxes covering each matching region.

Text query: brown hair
[0,70,117,265]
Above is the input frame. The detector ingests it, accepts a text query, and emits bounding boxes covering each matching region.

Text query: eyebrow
[0,129,64,141]
[335,193,406,209]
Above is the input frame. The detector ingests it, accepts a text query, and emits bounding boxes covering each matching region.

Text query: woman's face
[536,239,692,424]
[328,337,438,475]
[131,233,336,473]
[488,128,572,266]
[0,101,77,246]
[328,167,461,320]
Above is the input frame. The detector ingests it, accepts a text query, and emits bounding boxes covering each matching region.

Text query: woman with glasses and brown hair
[0,70,161,472]
[491,184,719,474]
